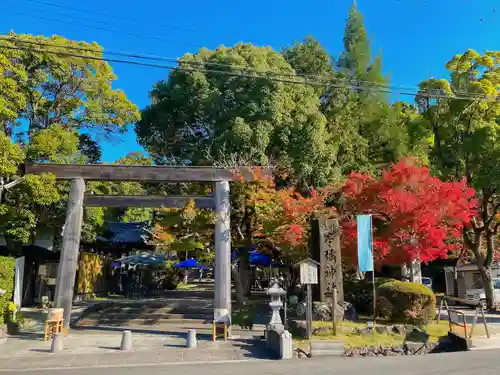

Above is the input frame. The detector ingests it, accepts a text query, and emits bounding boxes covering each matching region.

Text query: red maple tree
[233,167,336,262]
[341,160,477,265]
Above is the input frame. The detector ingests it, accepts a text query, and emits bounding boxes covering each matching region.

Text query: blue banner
[357,215,374,272]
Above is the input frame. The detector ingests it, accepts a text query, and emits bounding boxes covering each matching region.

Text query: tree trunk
[483,230,497,309]
[232,247,252,306]
[283,267,299,295]
[232,265,252,306]
[469,228,495,310]
[478,264,495,309]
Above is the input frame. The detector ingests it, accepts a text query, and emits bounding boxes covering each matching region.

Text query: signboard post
[296,258,319,357]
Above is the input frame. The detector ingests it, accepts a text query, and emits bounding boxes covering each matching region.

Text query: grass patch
[176,283,199,290]
[295,320,450,349]
[297,319,499,349]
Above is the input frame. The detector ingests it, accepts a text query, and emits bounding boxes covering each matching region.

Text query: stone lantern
[266,282,286,329]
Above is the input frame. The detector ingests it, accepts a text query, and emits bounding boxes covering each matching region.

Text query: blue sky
[1,0,499,162]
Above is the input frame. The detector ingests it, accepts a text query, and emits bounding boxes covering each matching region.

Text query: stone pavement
[0,330,275,371]
[470,334,500,350]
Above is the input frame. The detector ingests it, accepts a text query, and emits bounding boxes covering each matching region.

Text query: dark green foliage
[344,277,395,315]
[0,256,15,324]
[377,280,436,326]
[231,302,258,330]
[162,275,179,291]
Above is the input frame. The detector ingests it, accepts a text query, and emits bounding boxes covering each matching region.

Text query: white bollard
[120,330,132,351]
[186,329,197,349]
[51,332,64,353]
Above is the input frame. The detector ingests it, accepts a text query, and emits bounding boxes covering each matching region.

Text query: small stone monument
[266,282,286,329]
[310,218,344,303]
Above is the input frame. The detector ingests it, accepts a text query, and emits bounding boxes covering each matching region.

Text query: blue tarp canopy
[173,258,209,270]
[232,248,274,267]
[117,253,166,266]
[249,250,272,266]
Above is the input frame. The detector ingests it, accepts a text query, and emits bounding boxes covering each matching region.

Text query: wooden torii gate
[25,163,264,329]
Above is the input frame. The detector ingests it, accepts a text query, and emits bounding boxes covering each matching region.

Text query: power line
[1,35,410,91]
[0,43,497,103]
[0,43,482,101]
[14,0,496,99]
[1,35,492,101]
[7,11,204,49]
[1,35,486,99]
[8,4,197,45]
[0,35,182,63]
[23,0,196,33]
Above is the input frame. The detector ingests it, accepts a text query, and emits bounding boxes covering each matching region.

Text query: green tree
[152,200,215,260]
[282,36,334,96]
[0,46,26,136]
[338,1,381,81]
[83,152,155,242]
[322,2,411,174]
[0,33,140,252]
[416,49,500,308]
[0,127,80,254]
[136,43,338,187]
[0,33,140,149]
[78,134,102,164]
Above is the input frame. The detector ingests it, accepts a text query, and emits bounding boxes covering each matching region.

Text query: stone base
[265,325,293,359]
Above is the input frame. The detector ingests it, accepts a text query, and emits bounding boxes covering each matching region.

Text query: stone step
[310,340,344,356]
[310,349,344,357]
[93,306,214,315]
[104,305,212,311]
[77,317,214,326]
[83,312,213,321]
[86,308,213,316]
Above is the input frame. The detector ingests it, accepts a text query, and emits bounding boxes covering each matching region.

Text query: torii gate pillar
[54,178,85,328]
[214,180,231,322]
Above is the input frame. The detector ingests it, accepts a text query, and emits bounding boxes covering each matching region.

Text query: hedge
[376,280,436,326]
[0,256,16,324]
[344,277,396,314]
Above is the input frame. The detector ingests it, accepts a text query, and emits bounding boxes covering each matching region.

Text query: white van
[465,278,500,309]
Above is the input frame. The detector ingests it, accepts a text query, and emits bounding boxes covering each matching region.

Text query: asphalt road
[18,350,500,375]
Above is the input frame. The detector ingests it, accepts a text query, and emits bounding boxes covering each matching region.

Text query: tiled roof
[96,221,151,244]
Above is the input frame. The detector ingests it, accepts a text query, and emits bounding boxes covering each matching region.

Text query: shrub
[344,277,395,315]
[0,256,16,324]
[376,280,436,326]
[160,261,179,290]
[231,302,258,330]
